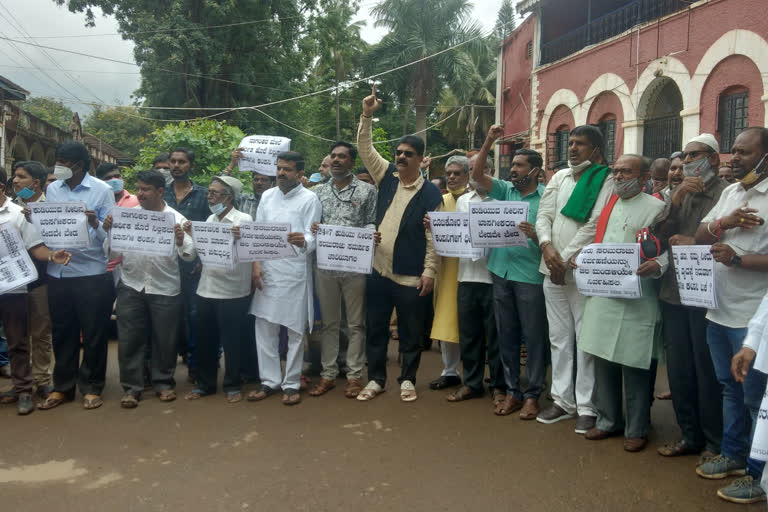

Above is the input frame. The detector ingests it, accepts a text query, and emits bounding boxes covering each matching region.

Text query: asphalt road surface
[0,342,760,511]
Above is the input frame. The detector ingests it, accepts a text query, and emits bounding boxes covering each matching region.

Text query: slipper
[282,390,301,406]
[226,391,243,403]
[446,386,483,402]
[247,386,276,402]
[120,394,138,409]
[400,380,418,402]
[0,390,18,404]
[83,395,103,410]
[494,395,522,416]
[491,389,506,405]
[344,379,363,398]
[38,392,69,410]
[657,440,701,457]
[184,389,208,400]
[356,381,384,401]
[157,389,177,402]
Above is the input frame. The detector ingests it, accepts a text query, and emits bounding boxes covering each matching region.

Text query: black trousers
[195,295,251,394]
[0,294,32,394]
[366,272,431,387]
[457,281,503,393]
[661,301,723,452]
[47,274,112,397]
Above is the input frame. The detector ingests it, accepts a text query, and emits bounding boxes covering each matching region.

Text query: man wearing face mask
[95,163,139,276]
[471,125,548,418]
[152,154,172,185]
[425,156,471,391]
[578,154,667,452]
[654,135,727,462]
[222,147,276,219]
[534,125,613,432]
[102,170,194,408]
[308,141,377,398]
[695,127,768,504]
[39,141,116,411]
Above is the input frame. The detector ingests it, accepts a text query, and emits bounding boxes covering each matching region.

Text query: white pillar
[680,107,701,145]
[622,120,644,155]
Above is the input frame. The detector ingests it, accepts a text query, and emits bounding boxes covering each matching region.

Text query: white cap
[687,133,720,154]
[212,175,243,200]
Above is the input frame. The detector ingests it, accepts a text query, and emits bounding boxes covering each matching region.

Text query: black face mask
[511,168,537,190]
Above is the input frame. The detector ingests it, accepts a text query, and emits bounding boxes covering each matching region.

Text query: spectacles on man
[395,150,415,158]
[206,189,230,199]
[611,167,638,178]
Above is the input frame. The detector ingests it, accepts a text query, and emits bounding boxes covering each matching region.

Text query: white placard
[429,212,484,260]
[750,388,768,461]
[0,222,38,294]
[28,201,89,249]
[236,222,297,261]
[671,245,718,309]
[316,224,375,274]
[468,201,529,248]
[574,243,642,299]
[109,207,176,257]
[236,135,291,176]
[190,221,235,269]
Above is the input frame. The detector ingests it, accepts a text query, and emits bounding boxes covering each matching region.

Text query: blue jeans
[0,323,8,367]
[707,321,767,478]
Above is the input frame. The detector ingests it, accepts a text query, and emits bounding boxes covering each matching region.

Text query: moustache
[396,159,407,165]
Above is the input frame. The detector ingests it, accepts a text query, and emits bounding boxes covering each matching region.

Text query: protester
[95,163,138,208]
[695,127,768,504]
[309,141,377,398]
[153,153,172,185]
[427,155,470,391]
[248,151,321,406]
[578,154,666,452]
[356,167,375,186]
[664,152,685,201]
[534,125,613,433]
[470,126,547,419]
[103,170,193,407]
[162,148,209,382]
[308,155,332,185]
[431,176,447,194]
[184,176,254,403]
[655,134,727,461]
[221,147,276,219]
[650,158,671,198]
[39,141,115,411]
[719,161,735,184]
[356,85,442,402]
[44,168,57,192]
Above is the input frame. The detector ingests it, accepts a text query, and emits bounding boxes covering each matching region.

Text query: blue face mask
[16,187,35,200]
[209,202,225,216]
[107,178,124,193]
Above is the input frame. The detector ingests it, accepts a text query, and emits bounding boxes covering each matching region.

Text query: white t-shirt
[196,208,253,300]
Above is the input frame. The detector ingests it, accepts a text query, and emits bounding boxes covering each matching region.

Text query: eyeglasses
[206,189,230,199]
[395,150,415,158]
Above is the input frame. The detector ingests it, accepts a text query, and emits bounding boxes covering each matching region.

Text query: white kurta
[248,184,322,334]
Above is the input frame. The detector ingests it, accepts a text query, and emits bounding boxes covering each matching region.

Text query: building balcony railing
[540,0,686,65]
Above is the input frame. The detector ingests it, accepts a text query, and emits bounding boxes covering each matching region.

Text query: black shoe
[429,375,461,390]
[17,393,35,415]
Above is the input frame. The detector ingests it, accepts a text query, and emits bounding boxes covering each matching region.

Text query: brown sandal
[494,395,522,416]
[83,394,103,410]
[157,389,177,402]
[491,389,506,405]
[308,378,336,397]
[446,386,483,402]
[38,392,69,410]
[282,390,301,406]
[344,379,363,398]
[247,386,276,402]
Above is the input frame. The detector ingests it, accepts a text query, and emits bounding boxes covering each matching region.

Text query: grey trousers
[116,285,183,396]
[594,355,652,439]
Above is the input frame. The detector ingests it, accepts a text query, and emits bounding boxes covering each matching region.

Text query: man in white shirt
[534,125,613,433]
[695,127,768,504]
[0,167,71,415]
[103,170,195,408]
[184,175,254,403]
[248,151,322,406]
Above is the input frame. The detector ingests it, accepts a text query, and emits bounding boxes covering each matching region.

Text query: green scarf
[559,163,611,223]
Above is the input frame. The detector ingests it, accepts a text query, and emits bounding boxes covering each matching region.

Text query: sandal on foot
[120,394,138,409]
[356,381,384,401]
[491,389,506,405]
[308,378,335,397]
[247,386,276,402]
[184,389,208,401]
[400,380,418,402]
[226,391,243,403]
[83,394,103,410]
[282,389,301,406]
[657,439,701,457]
[446,386,483,402]
[344,379,363,398]
[0,390,18,404]
[494,395,522,416]
[38,392,69,410]
[157,389,177,402]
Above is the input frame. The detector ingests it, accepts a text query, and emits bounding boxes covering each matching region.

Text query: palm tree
[367,0,485,146]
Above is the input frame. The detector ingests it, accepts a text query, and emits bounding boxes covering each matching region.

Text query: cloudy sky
[0,0,507,116]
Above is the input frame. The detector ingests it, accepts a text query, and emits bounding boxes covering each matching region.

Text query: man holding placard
[355,86,443,403]
[308,141,376,399]
[470,126,547,419]
[248,151,321,406]
[534,125,613,433]
[184,176,255,404]
[577,154,666,452]
[40,142,115,411]
[222,147,276,219]
[695,127,768,503]
[654,134,727,461]
[103,170,194,408]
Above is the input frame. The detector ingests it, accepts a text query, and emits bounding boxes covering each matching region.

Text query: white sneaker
[400,380,418,402]
[356,380,384,401]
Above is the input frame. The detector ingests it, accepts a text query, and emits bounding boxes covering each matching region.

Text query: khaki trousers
[27,285,53,388]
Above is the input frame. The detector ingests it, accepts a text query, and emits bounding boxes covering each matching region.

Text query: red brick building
[496,0,768,174]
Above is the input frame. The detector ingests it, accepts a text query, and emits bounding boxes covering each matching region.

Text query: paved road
[0,342,758,511]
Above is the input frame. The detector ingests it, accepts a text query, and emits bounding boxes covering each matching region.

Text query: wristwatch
[731,254,743,266]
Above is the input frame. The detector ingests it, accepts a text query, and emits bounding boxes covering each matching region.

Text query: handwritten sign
[0,223,38,294]
[429,212,484,260]
[190,221,235,269]
[574,243,642,299]
[671,245,718,309]
[750,388,768,461]
[316,224,375,274]
[28,201,89,249]
[236,222,297,261]
[109,207,176,257]
[468,201,529,248]
[236,135,291,176]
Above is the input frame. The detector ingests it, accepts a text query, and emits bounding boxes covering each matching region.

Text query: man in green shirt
[471,125,547,419]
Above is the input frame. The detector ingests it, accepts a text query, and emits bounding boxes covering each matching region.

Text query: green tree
[493,0,516,44]
[20,97,74,131]
[83,106,155,158]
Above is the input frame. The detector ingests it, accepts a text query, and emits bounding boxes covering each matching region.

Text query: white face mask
[53,165,73,181]
[209,202,226,216]
[568,159,592,174]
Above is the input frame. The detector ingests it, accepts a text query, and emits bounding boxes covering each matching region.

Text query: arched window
[719,87,749,153]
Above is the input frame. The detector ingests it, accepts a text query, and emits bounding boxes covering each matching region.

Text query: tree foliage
[493,0,517,44]
[20,97,74,131]
[82,106,155,158]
